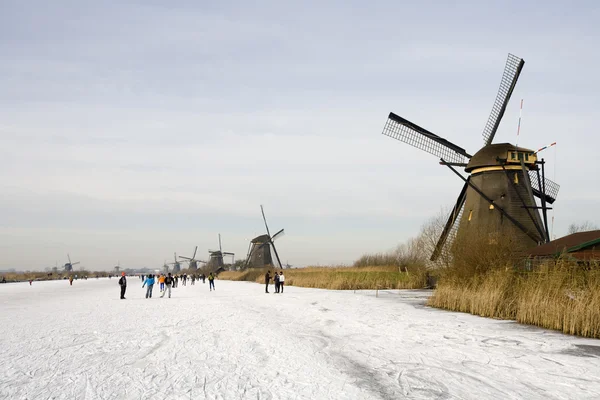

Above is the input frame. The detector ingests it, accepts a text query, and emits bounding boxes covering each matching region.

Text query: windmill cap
[465,143,535,172]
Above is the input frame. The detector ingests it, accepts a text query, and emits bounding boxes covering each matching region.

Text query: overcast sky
[1,0,598,271]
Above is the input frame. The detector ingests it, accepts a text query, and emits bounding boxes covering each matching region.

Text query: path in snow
[1,278,599,399]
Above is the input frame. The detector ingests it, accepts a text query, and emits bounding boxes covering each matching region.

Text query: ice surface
[1,279,599,399]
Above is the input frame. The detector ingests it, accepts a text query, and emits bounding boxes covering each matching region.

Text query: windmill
[381,53,560,261]
[207,234,235,271]
[114,261,120,274]
[245,205,285,269]
[169,252,182,273]
[179,247,206,271]
[63,254,80,272]
[162,260,170,274]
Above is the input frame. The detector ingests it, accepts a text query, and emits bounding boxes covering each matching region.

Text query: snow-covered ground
[1,278,599,400]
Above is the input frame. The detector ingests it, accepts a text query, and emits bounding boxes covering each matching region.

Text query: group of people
[118,271,216,299]
[141,273,176,298]
[264,271,285,293]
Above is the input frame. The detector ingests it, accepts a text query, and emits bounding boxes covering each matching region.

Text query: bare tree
[568,221,599,235]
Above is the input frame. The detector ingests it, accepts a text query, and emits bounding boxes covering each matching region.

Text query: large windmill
[63,254,80,272]
[381,53,560,260]
[179,247,206,271]
[245,205,285,268]
[207,234,235,270]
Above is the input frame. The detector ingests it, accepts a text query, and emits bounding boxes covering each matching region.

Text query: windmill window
[517,153,524,161]
[525,153,530,161]
[468,210,473,221]
[511,152,517,160]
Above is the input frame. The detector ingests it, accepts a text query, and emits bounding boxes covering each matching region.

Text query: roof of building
[527,230,600,258]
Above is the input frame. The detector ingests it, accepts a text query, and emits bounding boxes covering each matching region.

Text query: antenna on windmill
[516,99,523,147]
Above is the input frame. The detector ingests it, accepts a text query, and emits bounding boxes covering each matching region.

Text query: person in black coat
[265,271,271,293]
[118,272,127,299]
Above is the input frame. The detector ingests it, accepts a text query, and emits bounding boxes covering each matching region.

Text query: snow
[1,278,600,400]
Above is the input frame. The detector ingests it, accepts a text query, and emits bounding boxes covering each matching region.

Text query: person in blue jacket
[142,274,155,299]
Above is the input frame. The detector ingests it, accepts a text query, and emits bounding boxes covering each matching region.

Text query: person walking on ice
[265,271,271,293]
[274,271,280,293]
[279,271,285,293]
[208,272,215,291]
[118,272,127,299]
[161,273,174,298]
[142,274,155,298]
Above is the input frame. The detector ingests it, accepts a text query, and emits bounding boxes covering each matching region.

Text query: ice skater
[69,276,74,286]
[118,272,127,299]
[161,273,174,298]
[208,272,215,291]
[279,271,285,293]
[265,271,271,293]
[274,271,280,293]
[158,274,165,292]
[142,274,155,298]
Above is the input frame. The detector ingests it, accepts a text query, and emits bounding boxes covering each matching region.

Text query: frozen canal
[1,278,599,399]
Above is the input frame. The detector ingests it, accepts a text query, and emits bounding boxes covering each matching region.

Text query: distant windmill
[63,254,80,272]
[245,205,285,269]
[179,246,206,271]
[169,252,182,273]
[162,260,170,274]
[114,261,120,274]
[207,234,235,271]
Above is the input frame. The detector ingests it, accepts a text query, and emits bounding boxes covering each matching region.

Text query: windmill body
[207,234,235,271]
[245,206,285,269]
[381,54,560,260]
[179,247,205,271]
[459,143,546,247]
[246,234,274,268]
[63,254,80,272]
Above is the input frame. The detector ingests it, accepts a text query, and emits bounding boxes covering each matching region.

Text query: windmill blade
[68,254,72,264]
[431,180,469,261]
[179,256,192,260]
[382,112,471,164]
[218,234,222,253]
[72,262,80,266]
[482,53,525,146]
[270,241,283,269]
[260,205,272,238]
[192,246,198,260]
[271,228,285,241]
[245,242,254,268]
[528,171,559,204]
[223,252,235,256]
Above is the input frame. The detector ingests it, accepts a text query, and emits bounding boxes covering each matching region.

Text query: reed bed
[219,266,427,290]
[429,263,600,338]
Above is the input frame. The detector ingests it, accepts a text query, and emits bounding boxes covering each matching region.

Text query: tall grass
[219,266,427,290]
[428,225,600,338]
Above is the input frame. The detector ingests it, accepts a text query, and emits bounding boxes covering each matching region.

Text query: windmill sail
[431,181,468,261]
[382,112,471,164]
[482,54,524,146]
